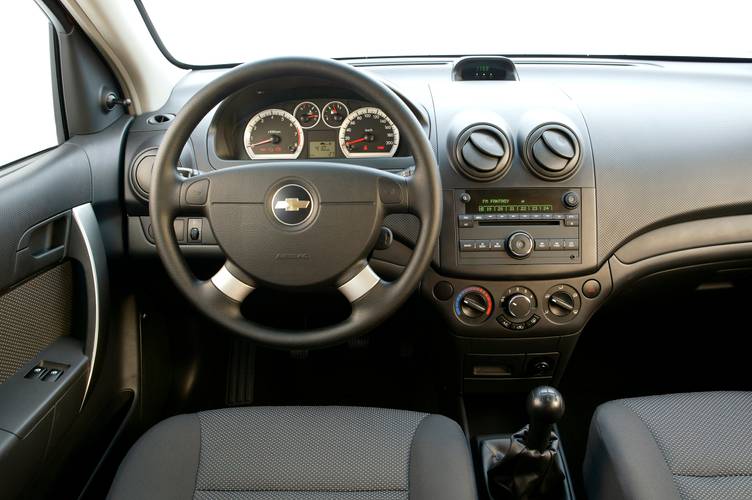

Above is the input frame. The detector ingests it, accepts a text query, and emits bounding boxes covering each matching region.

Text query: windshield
[140,0,752,65]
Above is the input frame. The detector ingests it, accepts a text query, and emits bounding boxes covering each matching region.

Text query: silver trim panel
[211,264,255,302]
[338,265,380,302]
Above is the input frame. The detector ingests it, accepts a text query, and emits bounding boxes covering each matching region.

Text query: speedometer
[339,107,399,158]
[243,109,304,160]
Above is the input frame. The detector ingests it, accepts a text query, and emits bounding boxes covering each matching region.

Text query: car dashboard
[122,55,752,391]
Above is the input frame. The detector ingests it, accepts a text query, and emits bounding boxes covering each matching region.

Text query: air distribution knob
[507,231,534,259]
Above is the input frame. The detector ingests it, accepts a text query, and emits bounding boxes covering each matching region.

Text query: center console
[423,58,612,393]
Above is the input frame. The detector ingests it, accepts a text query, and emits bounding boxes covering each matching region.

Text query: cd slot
[478,220,561,226]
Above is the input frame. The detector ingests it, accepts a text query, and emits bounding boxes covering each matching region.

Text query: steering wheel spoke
[209,262,256,303]
[338,262,383,303]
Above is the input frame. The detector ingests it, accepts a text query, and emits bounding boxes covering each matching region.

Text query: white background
[2,0,752,166]
[0,2,57,167]
[143,0,752,64]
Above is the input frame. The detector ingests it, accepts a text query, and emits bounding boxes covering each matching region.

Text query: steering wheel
[150,57,442,348]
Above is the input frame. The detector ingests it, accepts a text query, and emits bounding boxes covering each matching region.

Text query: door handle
[14,211,71,280]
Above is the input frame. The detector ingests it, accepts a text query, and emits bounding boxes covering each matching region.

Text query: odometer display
[243,109,304,160]
[339,107,399,158]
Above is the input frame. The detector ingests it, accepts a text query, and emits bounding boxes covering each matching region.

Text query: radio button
[553,214,565,220]
[490,240,504,250]
[460,240,477,251]
[542,213,554,220]
[459,219,474,228]
[508,214,520,220]
[473,214,484,221]
[476,240,491,251]
[550,239,565,251]
[564,239,579,250]
[535,239,550,250]
[564,214,580,227]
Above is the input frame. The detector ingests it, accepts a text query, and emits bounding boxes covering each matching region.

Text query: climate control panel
[496,286,540,331]
[427,264,612,339]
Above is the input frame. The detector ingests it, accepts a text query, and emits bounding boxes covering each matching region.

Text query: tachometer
[243,109,304,160]
[339,107,400,158]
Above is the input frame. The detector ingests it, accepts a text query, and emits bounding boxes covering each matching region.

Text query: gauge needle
[250,138,274,147]
[345,137,366,146]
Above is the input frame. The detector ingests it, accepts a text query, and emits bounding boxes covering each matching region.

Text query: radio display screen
[468,189,565,214]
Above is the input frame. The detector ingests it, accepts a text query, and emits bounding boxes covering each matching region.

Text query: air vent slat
[533,140,569,172]
[469,130,505,157]
[462,141,499,172]
[542,130,575,159]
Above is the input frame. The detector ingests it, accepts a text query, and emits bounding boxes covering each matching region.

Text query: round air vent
[524,124,581,180]
[130,148,197,201]
[454,125,512,181]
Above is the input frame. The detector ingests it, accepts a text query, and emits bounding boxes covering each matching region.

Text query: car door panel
[0,144,108,498]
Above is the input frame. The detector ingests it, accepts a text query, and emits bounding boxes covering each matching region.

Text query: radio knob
[506,293,533,318]
[507,231,534,259]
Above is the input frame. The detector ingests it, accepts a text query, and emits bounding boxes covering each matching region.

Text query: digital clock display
[467,189,565,214]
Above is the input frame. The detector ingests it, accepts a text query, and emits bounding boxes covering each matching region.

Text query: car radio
[455,188,581,265]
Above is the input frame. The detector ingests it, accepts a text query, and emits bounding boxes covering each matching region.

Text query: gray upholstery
[584,392,752,500]
[108,406,477,500]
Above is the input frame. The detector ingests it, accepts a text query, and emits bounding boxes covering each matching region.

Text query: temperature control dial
[454,286,493,324]
[543,284,581,323]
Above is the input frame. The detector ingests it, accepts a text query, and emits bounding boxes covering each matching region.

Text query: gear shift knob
[525,386,565,452]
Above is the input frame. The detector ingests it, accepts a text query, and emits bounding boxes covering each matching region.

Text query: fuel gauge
[322,101,349,128]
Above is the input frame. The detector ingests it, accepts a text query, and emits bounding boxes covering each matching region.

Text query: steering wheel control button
[185,179,209,205]
[582,279,602,298]
[562,191,579,209]
[378,177,403,205]
[455,287,493,324]
[507,231,534,258]
[270,184,314,226]
[543,284,581,323]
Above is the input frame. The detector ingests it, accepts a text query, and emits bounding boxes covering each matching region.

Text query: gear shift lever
[525,386,565,452]
[481,386,567,499]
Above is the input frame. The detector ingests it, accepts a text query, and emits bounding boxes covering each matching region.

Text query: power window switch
[42,368,63,381]
[25,366,46,379]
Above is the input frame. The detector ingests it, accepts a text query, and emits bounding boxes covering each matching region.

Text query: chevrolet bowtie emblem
[274,198,311,212]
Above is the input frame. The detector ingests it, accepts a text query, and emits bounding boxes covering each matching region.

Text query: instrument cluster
[241,98,401,160]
